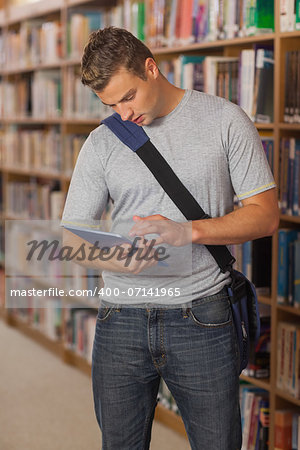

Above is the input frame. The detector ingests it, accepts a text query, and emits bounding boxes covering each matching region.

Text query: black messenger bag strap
[101,113,236,274]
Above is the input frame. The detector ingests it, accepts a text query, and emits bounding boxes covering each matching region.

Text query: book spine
[296,0,300,29]
[287,137,295,215]
[277,322,285,389]
[277,231,289,303]
[275,410,293,449]
[293,145,300,215]
[294,240,300,310]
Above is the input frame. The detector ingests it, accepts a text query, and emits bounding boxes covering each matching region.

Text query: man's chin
[139,117,153,126]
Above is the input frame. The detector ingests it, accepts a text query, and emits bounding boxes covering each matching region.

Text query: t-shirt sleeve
[61,132,109,226]
[221,101,276,201]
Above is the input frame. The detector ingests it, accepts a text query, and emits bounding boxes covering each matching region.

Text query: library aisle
[0,320,189,450]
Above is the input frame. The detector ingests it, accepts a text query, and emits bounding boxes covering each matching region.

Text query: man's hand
[129,214,192,247]
[62,228,159,274]
[111,240,159,274]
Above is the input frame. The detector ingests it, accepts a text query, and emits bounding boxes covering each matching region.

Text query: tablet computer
[62,224,133,248]
[61,224,168,267]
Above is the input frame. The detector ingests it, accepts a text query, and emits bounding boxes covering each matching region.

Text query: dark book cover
[252,237,272,292]
[254,48,274,123]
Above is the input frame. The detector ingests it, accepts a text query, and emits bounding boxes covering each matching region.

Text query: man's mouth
[132,115,144,124]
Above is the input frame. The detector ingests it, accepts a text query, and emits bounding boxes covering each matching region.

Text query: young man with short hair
[62,26,279,449]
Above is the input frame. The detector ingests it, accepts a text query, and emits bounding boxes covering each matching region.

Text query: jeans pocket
[97,306,114,322]
[189,296,232,328]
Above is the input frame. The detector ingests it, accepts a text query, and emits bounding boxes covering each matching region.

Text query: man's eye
[125,96,134,102]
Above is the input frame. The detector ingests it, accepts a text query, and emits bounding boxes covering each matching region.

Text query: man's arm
[190,188,279,245]
[128,188,280,247]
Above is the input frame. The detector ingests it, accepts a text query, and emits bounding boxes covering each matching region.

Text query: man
[62,26,279,449]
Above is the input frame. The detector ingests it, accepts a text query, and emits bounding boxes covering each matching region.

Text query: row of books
[279,138,300,216]
[277,321,300,399]
[277,229,300,307]
[0,2,145,70]
[2,70,62,118]
[67,2,145,60]
[65,66,109,119]
[63,134,87,176]
[0,45,277,123]
[160,47,274,123]
[64,305,97,364]
[280,0,300,32]
[5,180,64,220]
[3,19,63,70]
[0,67,108,119]
[232,237,272,296]
[0,127,87,176]
[241,401,300,450]
[0,127,62,174]
[274,409,300,450]
[242,308,271,379]
[0,128,273,179]
[6,297,63,342]
[284,50,300,124]
[240,383,269,450]
[67,9,110,61]
[2,292,97,361]
[147,0,274,48]
[5,221,101,296]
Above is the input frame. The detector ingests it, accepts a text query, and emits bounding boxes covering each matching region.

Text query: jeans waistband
[99,286,230,314]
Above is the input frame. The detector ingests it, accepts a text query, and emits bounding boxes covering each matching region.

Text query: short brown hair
[81,27,155,91]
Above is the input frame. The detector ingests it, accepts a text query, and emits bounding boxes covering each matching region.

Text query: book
[277,229,299,304]
[277,321,300,397]
[275,410,293,450]
[244,315,271,378]
[294,240,300,308]
[252,47,274,123]
[257,397,269,449]
[292,413,300,450]
[239,49,256,120]
[251,237,272,295]
[292,141,300,216]
[240,386,267,450]
[203,56,239,97]
[296,0,300,30]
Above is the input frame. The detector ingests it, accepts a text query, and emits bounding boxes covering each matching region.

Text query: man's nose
[118,104,133,121]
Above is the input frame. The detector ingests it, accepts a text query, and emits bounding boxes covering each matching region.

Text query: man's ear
[145,57,159,79]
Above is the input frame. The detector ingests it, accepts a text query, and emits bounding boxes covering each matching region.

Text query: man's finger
[133,214,166,222]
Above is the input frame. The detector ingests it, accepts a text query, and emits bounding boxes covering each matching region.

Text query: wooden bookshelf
[154,404,187,438]
[258,295,272,306]
[240,374,271,392]
[152,33,276,55]
[7,0,63,24]
[0,0,300,448]
[6,312,65,358]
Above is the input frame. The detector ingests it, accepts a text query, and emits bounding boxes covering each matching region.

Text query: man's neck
[157,78,186,118]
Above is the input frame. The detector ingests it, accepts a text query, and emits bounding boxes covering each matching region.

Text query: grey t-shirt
[61,89,275,305]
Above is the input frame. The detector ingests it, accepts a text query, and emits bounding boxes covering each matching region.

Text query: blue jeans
[91,288,242,450]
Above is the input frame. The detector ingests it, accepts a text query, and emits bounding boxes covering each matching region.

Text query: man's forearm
[191,203,279,246]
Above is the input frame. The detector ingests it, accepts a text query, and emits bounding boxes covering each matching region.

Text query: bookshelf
[0,0,300,448]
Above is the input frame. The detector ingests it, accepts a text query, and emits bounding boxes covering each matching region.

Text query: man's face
[96,60,162,126]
